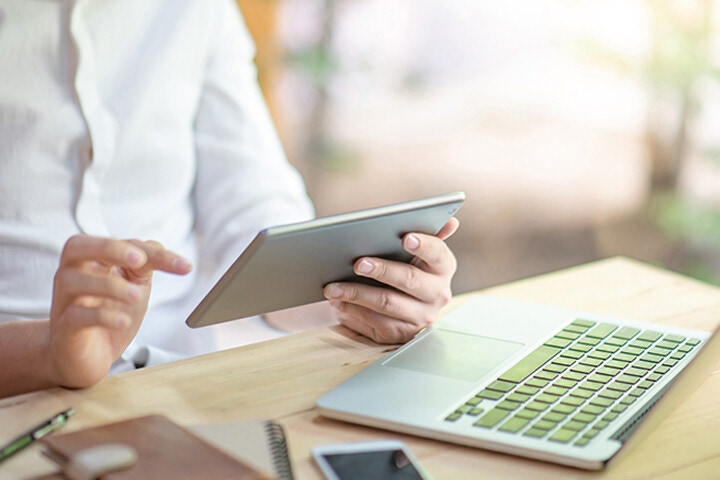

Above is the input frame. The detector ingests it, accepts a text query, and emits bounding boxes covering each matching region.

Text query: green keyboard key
[575,437,590,447]
[569,343,593,353]
[552,404,577,415]
[648,347,672,357]
[571,389,594,399]
[607,381,631,392]
[516,409,539,420]
[572,319,596,328]
[544,363,568,373]
[632,360,655,370]
[507,393,531,403]
[486,380,516,392]
[562,371,586,382]
[614,353,636,363]
[597,366,621,377]
[581,405,605,415]
[553,356,576,366]
[556,331,581,341]
[445,412,462,421]
[605,360,629,370]
[687,338,701,346]
[637,331,662,342]
[497,400,522,411]
[499,417,530,433]
[586,323,618,339]
[554,379,578,389]
[533,420,557,431]
[545,386,569,396]
[602,412,619,422]
[572,364,595,374]
[589,396,614,408]
[572,413,596,424]
[629,340,653,349]
[563,421,587,432]
[596,344,619,353]
[549,428,579,443]
[474,408,510,428]
[564,324,588,334]
[562,349,585,359]
[477,389,504,400]
[545,337,573,348]
[516,385,540,396]
[469,408,484,416]
[542,412,567,423]
[616,374,640,385]
[598,389,622,400]
[535,371,558,381]
[466,396,483,406]
[587,351,611,361]
[614,327,640,339]
[526,401,550,412]
[523,428,548,438]
[639,354,664,364]
[535,393,559,404]
[498,345,561,384]
[625,367,647,378]
[620,347,644,356]
[656,340,678,350]
[578,336,600,346]
[663,334,686,343]
[578,381,603,392]
[526,378,550,388]
[587,373,612,384]
[604,337,628,347]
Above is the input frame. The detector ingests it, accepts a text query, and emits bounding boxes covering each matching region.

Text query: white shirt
[0,0,314,370]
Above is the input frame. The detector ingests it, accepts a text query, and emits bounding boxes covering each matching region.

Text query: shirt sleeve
[192,0,314,277]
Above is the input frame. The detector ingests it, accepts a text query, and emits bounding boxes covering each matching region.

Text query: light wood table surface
[1,257,719,479]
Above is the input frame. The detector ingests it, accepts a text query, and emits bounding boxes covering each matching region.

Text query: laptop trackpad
[384,329,524,382]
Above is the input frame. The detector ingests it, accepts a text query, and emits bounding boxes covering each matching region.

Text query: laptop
[316,294,720,470]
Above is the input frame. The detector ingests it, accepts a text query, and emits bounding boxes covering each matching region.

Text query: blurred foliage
[281,0,361,175]
[580,0,720,283]
[651,192,720,247]
[650,192,720,284]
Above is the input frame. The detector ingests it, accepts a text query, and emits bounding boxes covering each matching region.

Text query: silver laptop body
[316,295,719,470]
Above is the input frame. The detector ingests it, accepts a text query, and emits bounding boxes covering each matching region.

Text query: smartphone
[312,440,430,480]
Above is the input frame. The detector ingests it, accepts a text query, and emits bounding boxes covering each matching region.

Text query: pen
[0,408,74,463]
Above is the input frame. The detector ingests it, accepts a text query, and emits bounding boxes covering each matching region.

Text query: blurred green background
[238,0,720,293]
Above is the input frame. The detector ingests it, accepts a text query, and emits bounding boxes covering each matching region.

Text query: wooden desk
[1,257,719,479]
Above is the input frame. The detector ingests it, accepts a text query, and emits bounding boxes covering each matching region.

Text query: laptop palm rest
[384,330,524,382]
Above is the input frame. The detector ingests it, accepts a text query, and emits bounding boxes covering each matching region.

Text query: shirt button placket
[69,0,117,237]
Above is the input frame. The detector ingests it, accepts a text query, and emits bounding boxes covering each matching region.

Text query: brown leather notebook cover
[40,415,270,479]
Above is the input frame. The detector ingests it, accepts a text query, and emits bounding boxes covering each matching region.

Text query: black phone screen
[322,448,425,480]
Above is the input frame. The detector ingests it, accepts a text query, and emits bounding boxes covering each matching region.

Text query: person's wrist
[39,320,63,389]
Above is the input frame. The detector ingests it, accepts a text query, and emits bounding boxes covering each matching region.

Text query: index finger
[125,239,193,278]
[59,235,148,270]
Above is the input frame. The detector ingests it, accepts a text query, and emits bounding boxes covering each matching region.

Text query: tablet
[185,191,466,328]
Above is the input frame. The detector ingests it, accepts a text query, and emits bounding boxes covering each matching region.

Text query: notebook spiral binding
[265,421,294,480]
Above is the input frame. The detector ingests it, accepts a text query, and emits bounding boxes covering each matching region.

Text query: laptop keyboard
[444,319,701,447]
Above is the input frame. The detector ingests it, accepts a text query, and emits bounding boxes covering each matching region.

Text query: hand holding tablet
[186,192,465,329]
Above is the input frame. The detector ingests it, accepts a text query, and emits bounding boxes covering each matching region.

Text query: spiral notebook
[191,419,294,480]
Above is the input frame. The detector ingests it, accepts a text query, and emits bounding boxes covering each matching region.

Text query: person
[0,0,459,399]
